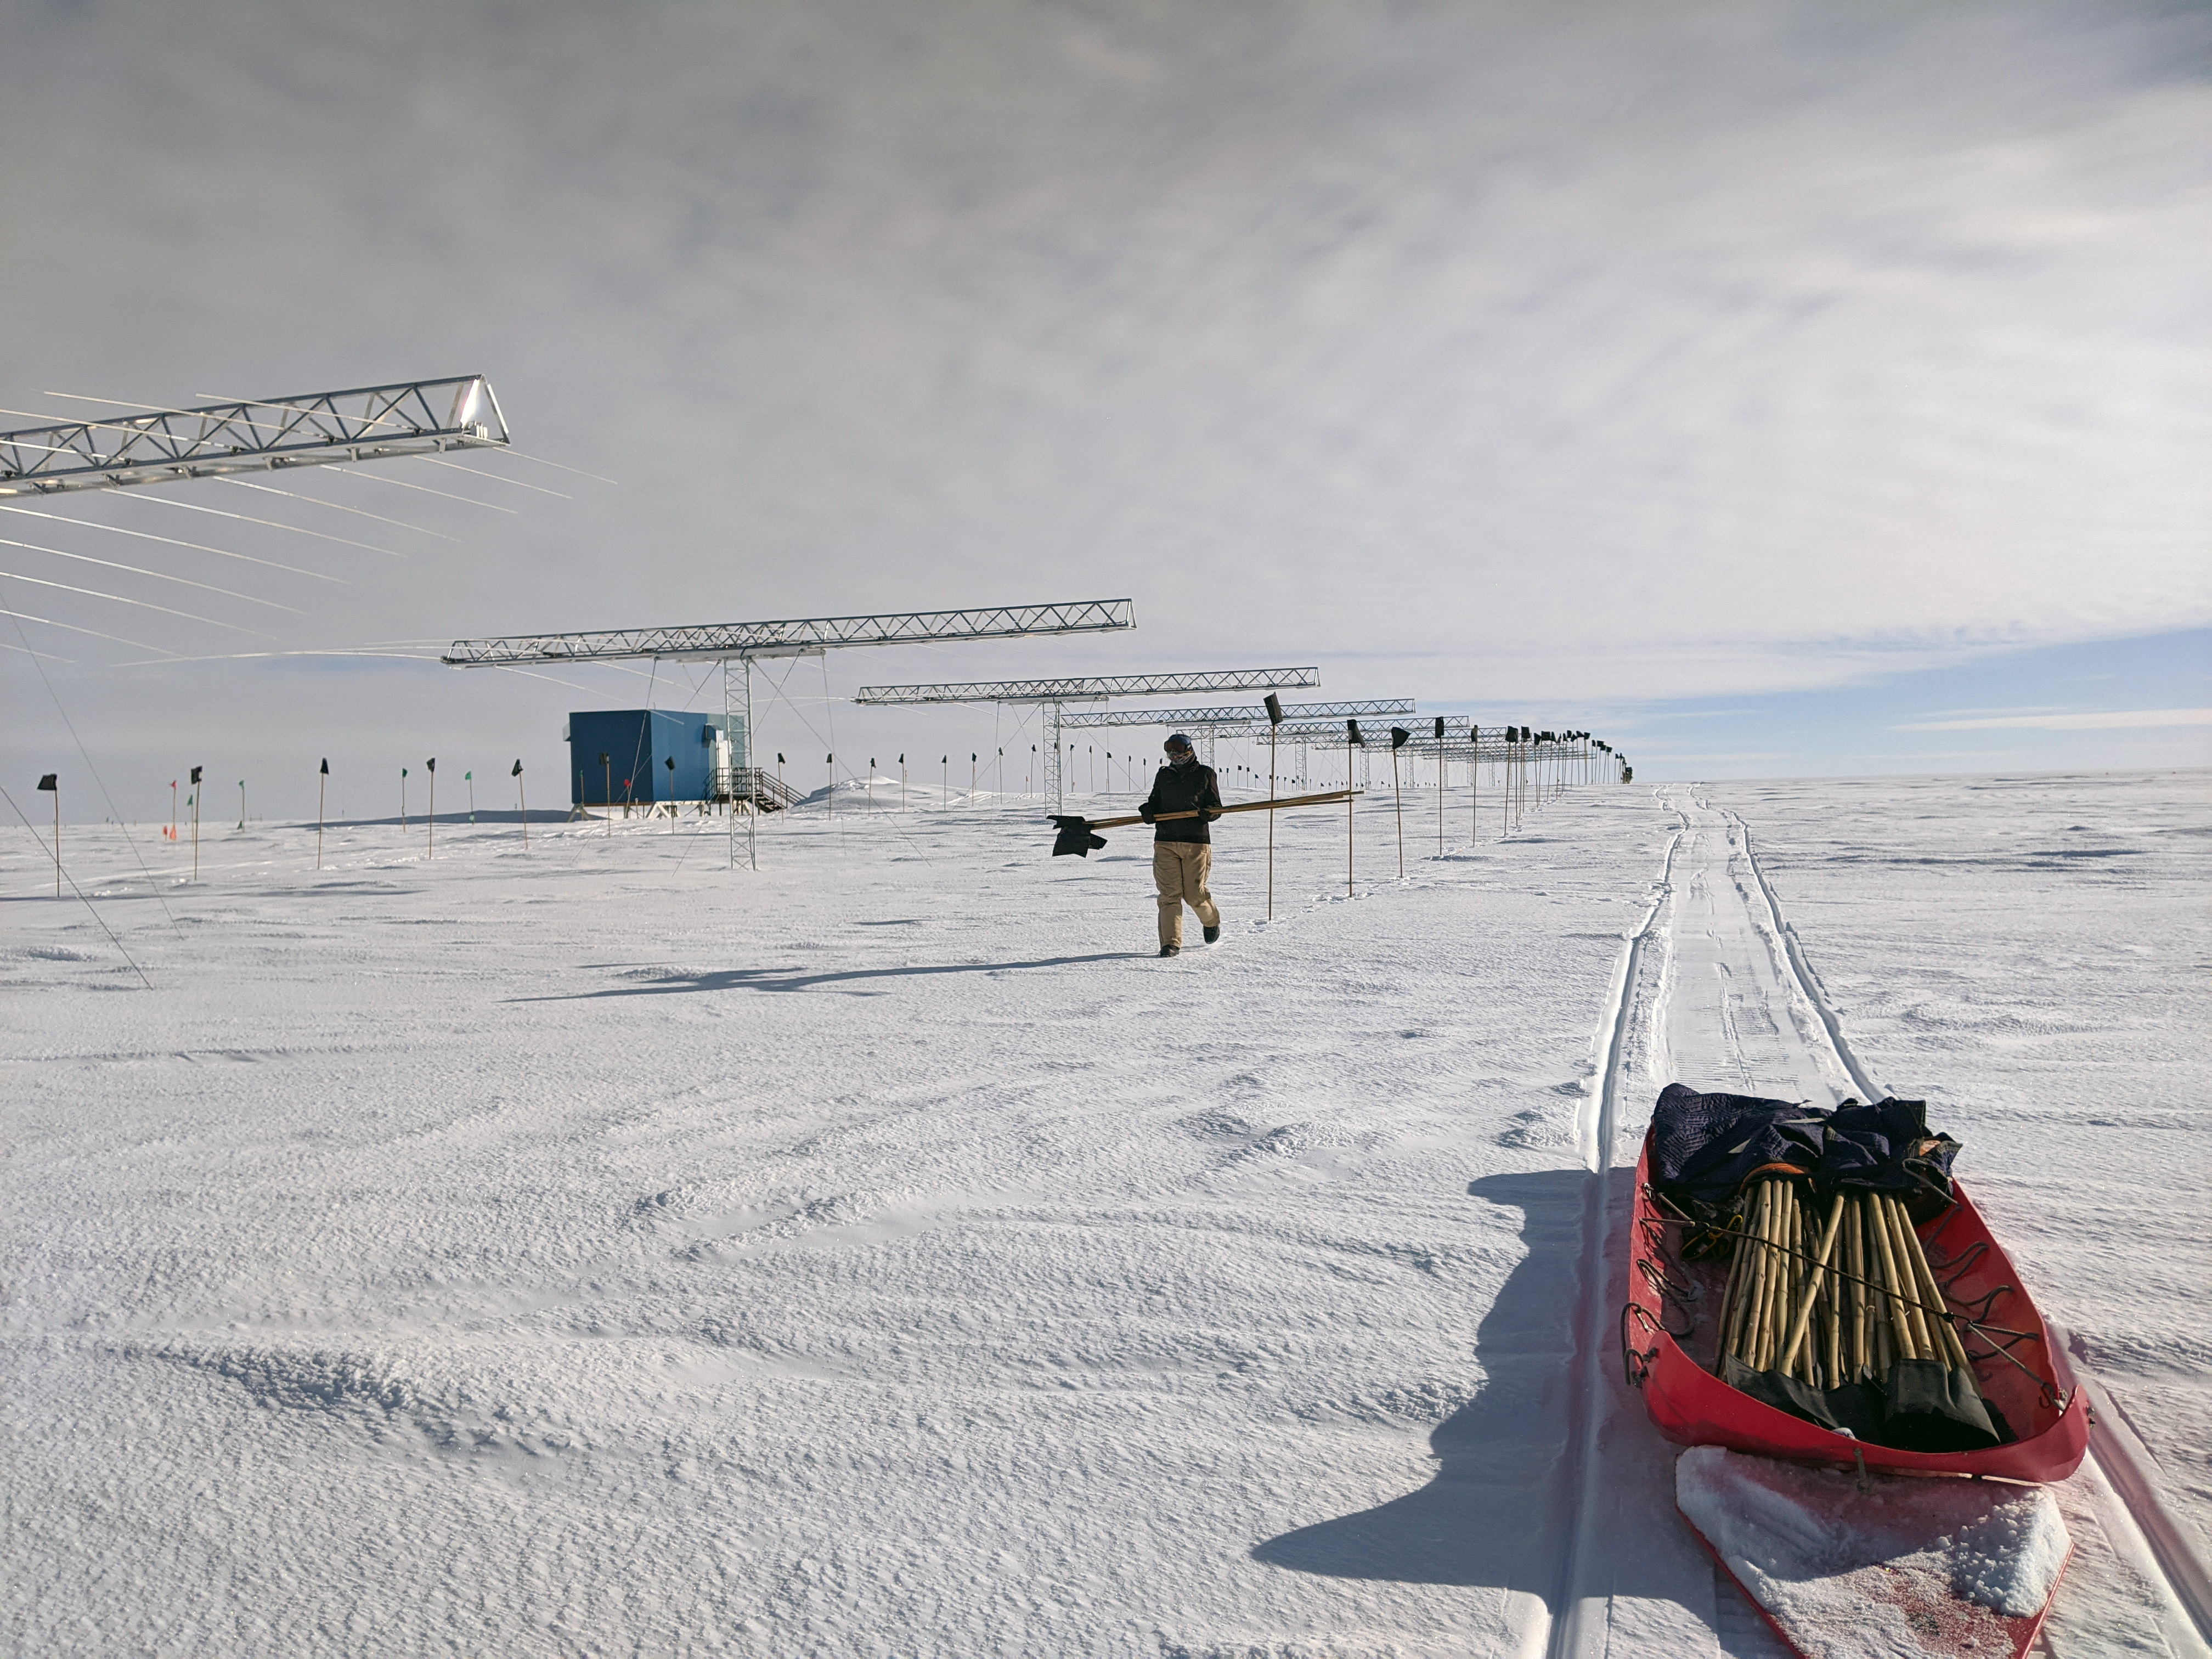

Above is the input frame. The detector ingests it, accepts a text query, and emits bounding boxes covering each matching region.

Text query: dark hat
[1164,733,1194,752]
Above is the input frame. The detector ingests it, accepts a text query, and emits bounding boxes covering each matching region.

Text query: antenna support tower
[854,665,1321,812]
[0,375,507,499]
[443,599,1136,872]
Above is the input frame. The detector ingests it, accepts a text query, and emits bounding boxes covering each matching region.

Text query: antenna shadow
[515,952,1138,999]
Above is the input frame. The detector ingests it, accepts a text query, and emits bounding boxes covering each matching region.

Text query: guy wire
[0,579,180,929]
[0,782,154,989]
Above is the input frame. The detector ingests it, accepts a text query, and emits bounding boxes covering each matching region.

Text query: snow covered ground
[4,770,2206,1656]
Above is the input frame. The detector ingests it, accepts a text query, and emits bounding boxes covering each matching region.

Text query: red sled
[1622,1129,2089,1483]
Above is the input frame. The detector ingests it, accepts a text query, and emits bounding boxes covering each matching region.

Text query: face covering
[1169,752,1196,770]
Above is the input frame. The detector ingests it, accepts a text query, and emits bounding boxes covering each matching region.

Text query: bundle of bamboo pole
[1715,1178,1989,1408]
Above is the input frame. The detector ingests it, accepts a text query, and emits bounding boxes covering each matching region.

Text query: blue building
[566,710,744,807]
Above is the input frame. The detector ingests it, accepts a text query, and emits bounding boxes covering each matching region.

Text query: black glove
[1203,808,1221,820]
[1139,806,1156,823]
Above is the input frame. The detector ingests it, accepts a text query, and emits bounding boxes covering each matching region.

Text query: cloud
[1892,707,2212,732]
[1,0,2207,802]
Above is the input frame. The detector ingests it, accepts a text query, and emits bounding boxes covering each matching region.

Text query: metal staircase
[708,767,805,812]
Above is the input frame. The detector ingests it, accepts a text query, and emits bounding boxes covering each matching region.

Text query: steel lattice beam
[1305,733,1584,759]
[1058,697,1411,731]
[853,666,1317,706]
[444,599,1136,667]
[855,665,1319,814]
[0,376,507,499]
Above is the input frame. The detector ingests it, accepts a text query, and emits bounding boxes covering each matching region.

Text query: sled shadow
[1252,1166,1629,1598]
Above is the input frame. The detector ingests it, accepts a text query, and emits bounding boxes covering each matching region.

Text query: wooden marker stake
[1345,720,1363,896]
[1263,694,1284,919]
[1388,727,1408,878]
[37,774,59,895]
[1435,717,1446,855]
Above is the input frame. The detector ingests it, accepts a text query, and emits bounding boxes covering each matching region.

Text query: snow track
[1548,790,2212,1657]
[1548,811,1683,1659]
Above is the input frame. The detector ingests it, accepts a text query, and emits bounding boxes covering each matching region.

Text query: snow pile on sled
[1678,1446,2070,1658]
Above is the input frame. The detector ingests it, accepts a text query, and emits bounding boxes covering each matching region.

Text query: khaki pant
[1153,840,1221,947]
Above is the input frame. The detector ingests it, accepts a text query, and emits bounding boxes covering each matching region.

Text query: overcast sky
[2,0,2206,814]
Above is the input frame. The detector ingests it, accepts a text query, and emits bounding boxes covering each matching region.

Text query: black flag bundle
[1050,816,1110,857]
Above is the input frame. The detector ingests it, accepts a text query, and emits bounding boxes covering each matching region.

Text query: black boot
[1203,926,1220,945]
[1159,943,1180,957]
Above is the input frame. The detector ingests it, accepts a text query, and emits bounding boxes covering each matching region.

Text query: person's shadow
[1252,1167,1596,1598]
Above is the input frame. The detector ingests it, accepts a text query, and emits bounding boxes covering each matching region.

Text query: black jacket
[1142,761,1222,844]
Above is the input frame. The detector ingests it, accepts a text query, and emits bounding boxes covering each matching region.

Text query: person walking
[1140,733,1222,956]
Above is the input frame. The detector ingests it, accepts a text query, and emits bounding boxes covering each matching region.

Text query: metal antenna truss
[445,599,1135,875]
[1293,726,1532,757]
[853,665,1317,706]
[1058,697,1411,732]
[0,375,507,499]
[853,665,1321,812]
[443,599,1135,667]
